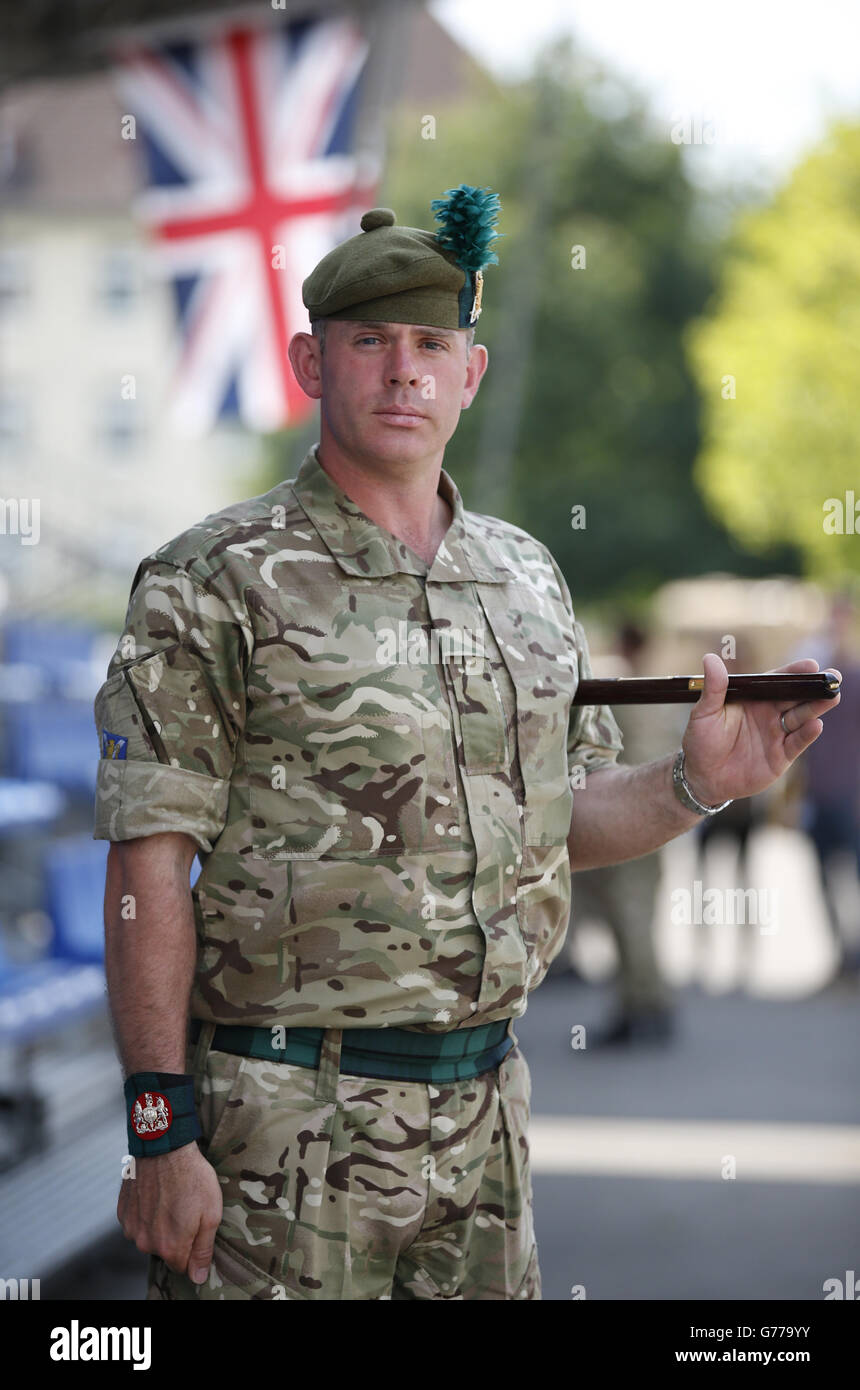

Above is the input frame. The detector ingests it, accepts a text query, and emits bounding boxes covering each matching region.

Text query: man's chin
[365,418,438,458]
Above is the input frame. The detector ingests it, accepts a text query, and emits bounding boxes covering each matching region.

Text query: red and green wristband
[124,1072,202,1158]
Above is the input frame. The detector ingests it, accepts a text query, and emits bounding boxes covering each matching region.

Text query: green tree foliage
[381,42,798,608]
[687,122,860,580]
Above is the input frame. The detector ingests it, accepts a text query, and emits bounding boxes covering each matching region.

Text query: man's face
[293,319,487,471]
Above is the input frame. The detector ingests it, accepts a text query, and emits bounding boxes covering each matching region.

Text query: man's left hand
[681,655,842,808]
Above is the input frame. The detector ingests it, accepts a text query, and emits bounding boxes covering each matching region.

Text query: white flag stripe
[169,239,256,435]
[133,179,251,232]
[240,250,291,433]
[144,229,253,278]
[270,25,346,163]
[302,30,369,163]
[272,23,364,166]
[116,55,236,179]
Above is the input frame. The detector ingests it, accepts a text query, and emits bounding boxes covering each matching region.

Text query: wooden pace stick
[572,671,842,706]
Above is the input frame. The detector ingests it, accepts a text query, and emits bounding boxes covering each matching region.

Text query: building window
[98,391,143,456]
[0,385,29,450]
[98,247,139,313]
[0,248,29,312]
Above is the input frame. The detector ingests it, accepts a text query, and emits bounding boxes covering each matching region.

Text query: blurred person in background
[793,591,860,979]
[689,636,769,986]
[574,621,679,1045]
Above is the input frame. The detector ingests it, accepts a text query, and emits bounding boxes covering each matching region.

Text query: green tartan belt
[189,1017,515,1083]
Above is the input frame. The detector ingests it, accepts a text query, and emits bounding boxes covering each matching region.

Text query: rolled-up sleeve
[93,559,251,853]
[567,617,625,781]
[545,552,624,783]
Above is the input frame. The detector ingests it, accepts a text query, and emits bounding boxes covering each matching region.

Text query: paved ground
[519,973,860,1301]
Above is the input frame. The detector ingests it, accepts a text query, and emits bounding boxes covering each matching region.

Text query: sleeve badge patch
[101,730,128,760]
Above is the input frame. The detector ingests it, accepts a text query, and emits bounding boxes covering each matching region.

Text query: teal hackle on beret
[430,184,503,274]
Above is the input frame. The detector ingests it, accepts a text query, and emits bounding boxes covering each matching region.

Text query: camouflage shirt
[93,445,623,1032]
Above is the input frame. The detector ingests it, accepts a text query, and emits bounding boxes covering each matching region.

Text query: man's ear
[461,343,489,409]
[288,332,323,400]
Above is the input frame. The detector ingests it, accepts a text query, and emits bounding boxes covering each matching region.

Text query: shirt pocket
[95,642,234,778]
[246,658,457,860]
[477,582,575,847]
[94,665,161,763]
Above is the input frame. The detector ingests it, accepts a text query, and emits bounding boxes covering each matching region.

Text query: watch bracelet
[672,750,733,816]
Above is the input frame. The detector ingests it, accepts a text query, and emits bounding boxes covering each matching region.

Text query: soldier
[94,185,841,1300]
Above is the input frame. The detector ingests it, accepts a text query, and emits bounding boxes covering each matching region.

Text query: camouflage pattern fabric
[147,1031,540,1301]
[93,444,623,1032]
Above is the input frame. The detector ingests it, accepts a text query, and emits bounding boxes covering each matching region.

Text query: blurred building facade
[1,71,255,621]
[0,0,485,624]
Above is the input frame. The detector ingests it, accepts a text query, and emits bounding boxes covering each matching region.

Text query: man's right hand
[119,1141,223,1285]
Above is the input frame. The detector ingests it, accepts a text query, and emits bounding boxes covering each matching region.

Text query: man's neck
[315,442,453,567]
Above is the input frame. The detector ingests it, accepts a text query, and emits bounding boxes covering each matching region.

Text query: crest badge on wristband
[124,1072,202,1158]
[130,1090,173,1140]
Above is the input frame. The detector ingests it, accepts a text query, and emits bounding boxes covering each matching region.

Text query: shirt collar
[289,444,512,584]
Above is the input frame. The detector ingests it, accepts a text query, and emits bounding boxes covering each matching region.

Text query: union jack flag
[113,18,378,435]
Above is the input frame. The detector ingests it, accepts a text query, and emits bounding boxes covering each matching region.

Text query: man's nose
[386,342,420,386]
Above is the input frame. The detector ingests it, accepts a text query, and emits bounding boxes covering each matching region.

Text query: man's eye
[356,336,381,346]
[421,340,446,351]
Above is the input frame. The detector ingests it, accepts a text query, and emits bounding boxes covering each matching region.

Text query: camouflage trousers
[147,1024,540,1301]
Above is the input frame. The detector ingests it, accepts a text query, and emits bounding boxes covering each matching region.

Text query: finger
[767,660,843,696]
[188,1215,220,1285]
[783,717,824,761]
[778,691,841,730]
[766,658,820,675]
[689,652,728,718]
[159,1244,190,1275]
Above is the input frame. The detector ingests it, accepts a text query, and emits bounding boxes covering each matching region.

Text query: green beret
[302,185,502,330]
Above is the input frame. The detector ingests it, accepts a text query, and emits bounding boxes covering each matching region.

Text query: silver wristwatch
[671,749,733,816]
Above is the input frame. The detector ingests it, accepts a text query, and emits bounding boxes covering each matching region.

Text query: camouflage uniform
[94,444,623,1299]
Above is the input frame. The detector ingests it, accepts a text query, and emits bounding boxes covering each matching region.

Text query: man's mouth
[373,405,427,425]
